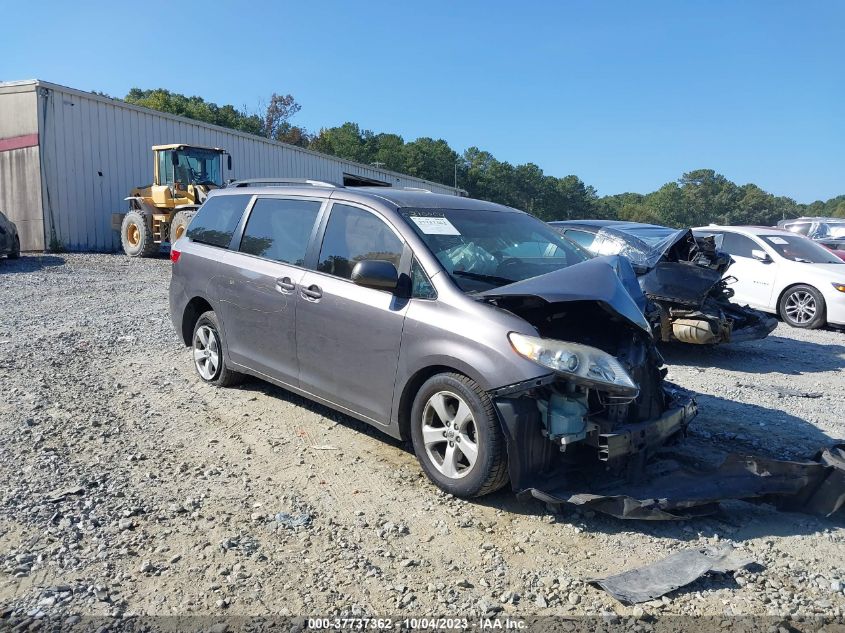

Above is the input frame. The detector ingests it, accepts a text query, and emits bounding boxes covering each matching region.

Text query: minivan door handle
[300,285,322,301]
[275,277,296,294]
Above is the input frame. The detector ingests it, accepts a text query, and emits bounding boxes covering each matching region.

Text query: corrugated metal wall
[27,81,460,252]
[0,147,44,250]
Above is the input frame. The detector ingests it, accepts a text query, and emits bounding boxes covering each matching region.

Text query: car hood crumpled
[596,227,694,270]
[479,255,651,334]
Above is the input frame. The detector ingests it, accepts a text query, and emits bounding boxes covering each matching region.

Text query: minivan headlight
[508,332,639,397]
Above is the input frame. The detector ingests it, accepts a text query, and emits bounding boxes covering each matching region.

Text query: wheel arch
[396,365,474,443]
[181,296,214,346]
[776,282,822,311]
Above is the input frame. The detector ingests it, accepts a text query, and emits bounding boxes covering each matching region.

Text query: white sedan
[692,225,845,329]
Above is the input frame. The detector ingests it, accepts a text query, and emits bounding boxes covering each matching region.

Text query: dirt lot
[1,253,844,625]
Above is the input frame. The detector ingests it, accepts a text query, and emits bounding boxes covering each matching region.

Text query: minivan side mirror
[751,249,771,263]
[351,260,399,291]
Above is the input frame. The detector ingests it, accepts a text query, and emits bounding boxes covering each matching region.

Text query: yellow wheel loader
[113,144,232,257]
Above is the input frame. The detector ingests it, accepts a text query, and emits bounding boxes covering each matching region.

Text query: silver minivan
[169,181,696,499]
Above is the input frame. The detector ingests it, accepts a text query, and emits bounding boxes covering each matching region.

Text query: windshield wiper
[452,270,516,286]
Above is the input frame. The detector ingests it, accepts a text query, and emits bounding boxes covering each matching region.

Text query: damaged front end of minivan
[480,256,845,520]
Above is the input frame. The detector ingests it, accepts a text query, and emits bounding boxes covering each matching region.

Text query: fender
[124,196,158,216]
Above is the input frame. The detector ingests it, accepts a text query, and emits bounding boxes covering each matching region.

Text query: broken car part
[516,443,845,520]
[549,221,778,345]
[588,545,754,604]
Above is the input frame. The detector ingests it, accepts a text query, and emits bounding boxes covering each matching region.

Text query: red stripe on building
[0,133,39,152]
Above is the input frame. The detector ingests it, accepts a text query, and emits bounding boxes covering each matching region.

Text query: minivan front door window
[317,204,404,280]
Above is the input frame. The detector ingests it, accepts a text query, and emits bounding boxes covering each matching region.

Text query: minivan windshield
[761,234,844,264]
[400,208,589,292]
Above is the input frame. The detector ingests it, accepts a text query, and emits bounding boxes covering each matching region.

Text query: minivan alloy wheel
[784,290,816,325]
[421,391,478,479]
[193,325,220,380]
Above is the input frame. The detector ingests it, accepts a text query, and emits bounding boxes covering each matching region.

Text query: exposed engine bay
[592,227,777,345]
[480,258,844,520]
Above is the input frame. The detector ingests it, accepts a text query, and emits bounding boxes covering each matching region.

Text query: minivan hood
[479,255,652,334]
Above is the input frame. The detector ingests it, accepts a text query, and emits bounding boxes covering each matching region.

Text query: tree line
[120,88,845,227]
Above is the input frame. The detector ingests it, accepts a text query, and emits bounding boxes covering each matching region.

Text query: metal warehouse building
[0,80,462,252]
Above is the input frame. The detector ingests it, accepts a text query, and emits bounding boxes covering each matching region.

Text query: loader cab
[154,144,229,189]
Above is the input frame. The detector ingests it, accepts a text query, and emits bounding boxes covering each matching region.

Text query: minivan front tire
[411,373,509,498]
[192,311,244,387]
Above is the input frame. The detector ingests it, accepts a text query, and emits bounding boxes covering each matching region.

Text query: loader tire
[121,211,158,258]
[169,210,196,244]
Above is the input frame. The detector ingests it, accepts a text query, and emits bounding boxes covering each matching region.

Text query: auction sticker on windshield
[409,216,461,235]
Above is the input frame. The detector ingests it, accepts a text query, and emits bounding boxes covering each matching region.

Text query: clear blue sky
[2,0,843,202]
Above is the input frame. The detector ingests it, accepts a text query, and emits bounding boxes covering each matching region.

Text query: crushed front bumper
[492,385,697,500]
[493,385,845,520]
[596,393,697,461]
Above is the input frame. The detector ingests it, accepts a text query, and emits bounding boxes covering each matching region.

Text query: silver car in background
[169,182,695,499]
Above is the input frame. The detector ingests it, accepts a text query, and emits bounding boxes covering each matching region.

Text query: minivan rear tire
[192,311,244,387]
[410,373,509,498]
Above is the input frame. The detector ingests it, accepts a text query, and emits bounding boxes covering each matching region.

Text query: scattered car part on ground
[588,545,754,604]
[550,220,777,345]
[522,443,845,520]
[0,210,20,260]
[693,225,845,329]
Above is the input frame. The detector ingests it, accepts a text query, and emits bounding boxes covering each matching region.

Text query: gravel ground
[0,253,844,626]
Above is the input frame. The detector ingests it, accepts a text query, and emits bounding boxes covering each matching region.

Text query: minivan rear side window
[317,204,404,279]
[186,194,252,248]
[239,198,321,266]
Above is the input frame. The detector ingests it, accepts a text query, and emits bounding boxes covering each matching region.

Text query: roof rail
[227,178,342,189]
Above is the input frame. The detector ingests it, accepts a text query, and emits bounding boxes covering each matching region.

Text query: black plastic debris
[588,545,753,604]
[521,443,845,520]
